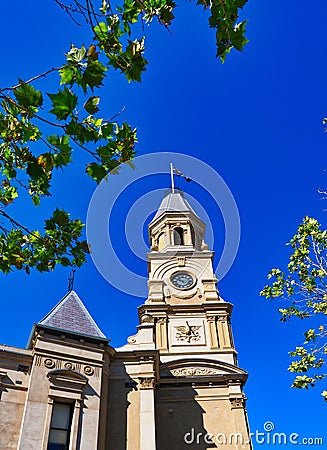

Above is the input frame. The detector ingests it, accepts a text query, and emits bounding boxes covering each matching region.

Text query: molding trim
[160,358,248,383]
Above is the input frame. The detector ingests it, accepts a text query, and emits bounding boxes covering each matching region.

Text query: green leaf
[304,329,316,343]
[59,65,82,86]
[37,153,54,171]
[231,21,249,52]
[84,96,100,114]
[65,120,97,144]
[14,81,43,108]
[32,194,40,206]
[125,38,148,82]
[60,257,70,266]
[47,87,78,120]
[86,162,108,183]
[93,21,108,39]
[47,134,72,167]
[81,60,107,92]
[0,185,18,205]
[100,122,114,138]
[52,208,69,226]
[109,38,148,82]
[122,0,142,25]
[292,375,315,389]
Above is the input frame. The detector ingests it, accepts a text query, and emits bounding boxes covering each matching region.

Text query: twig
[108,105,126,121]
[0,67,61,93]
[0,209,45,242]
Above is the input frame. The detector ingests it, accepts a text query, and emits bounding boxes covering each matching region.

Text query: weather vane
[67,267,76,292]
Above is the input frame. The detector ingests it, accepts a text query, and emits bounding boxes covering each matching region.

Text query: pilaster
[207,315,220,349]
[139,377,156,450]
[155,317,168,351]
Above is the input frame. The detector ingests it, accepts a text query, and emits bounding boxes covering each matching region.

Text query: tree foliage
[0,0,249,274]
[261,217,327,402]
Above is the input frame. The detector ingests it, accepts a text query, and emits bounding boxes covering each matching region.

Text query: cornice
[138,302,233,317]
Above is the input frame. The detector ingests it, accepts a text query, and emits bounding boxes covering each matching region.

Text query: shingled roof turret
[38,290,106,339]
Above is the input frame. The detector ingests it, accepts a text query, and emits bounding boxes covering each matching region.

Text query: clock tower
[108,188,252,450]
[0,187,252,450]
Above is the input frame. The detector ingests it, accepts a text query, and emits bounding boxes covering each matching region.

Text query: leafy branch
[0,208,88,274]
[0,0,249,274]
[261,217,327,401]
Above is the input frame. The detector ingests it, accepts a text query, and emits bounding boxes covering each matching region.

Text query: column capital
[139,377,156,390]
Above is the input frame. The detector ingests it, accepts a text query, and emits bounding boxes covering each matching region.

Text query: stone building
[0,189,252,449]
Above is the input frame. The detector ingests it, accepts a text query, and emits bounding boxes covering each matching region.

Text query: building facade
[0,190,252,449]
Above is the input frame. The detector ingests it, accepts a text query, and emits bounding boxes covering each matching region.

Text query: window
[173,227,184,245]
[48,402,73,450]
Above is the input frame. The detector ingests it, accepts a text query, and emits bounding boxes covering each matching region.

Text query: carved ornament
[64,362,74,370]
[174,322,201,343]
[171,367,220,377]
[44,358,55,368]
[139,377,155,389]
[83,366,94,376]
[230,398,244,408]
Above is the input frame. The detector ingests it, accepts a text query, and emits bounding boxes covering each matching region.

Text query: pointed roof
[150,190,198,223]
[38,290,106,339]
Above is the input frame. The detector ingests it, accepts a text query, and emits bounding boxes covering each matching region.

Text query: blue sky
[1,0,327,447]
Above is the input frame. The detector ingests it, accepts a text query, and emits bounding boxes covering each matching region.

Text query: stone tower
[0,188,252,450]
[108,189,252,450]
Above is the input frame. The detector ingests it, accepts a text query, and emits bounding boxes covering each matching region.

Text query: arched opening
[173,227,184,245]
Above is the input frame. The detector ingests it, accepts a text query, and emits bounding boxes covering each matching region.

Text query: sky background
[1,0,327,447]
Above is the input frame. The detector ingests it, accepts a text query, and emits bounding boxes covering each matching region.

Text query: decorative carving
[56,359,63,369]
[127,335,137,343]
[217,315,227,322]
[230,398,244,408]
[83,366,94,376]
[140,314,152,323]
[174,322,201,343]
[207,316,217,321]
[139,377,155,389]
[157,317,166,324]
[171,367,220,377]
[177,256,186,266]
[44,358,55,368]
[64,362,74,370]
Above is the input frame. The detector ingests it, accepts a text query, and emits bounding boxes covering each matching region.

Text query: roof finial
[170,162,175,193]
[68,267,76,292]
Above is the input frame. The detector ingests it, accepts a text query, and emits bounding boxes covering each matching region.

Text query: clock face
[170,272,194,289]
